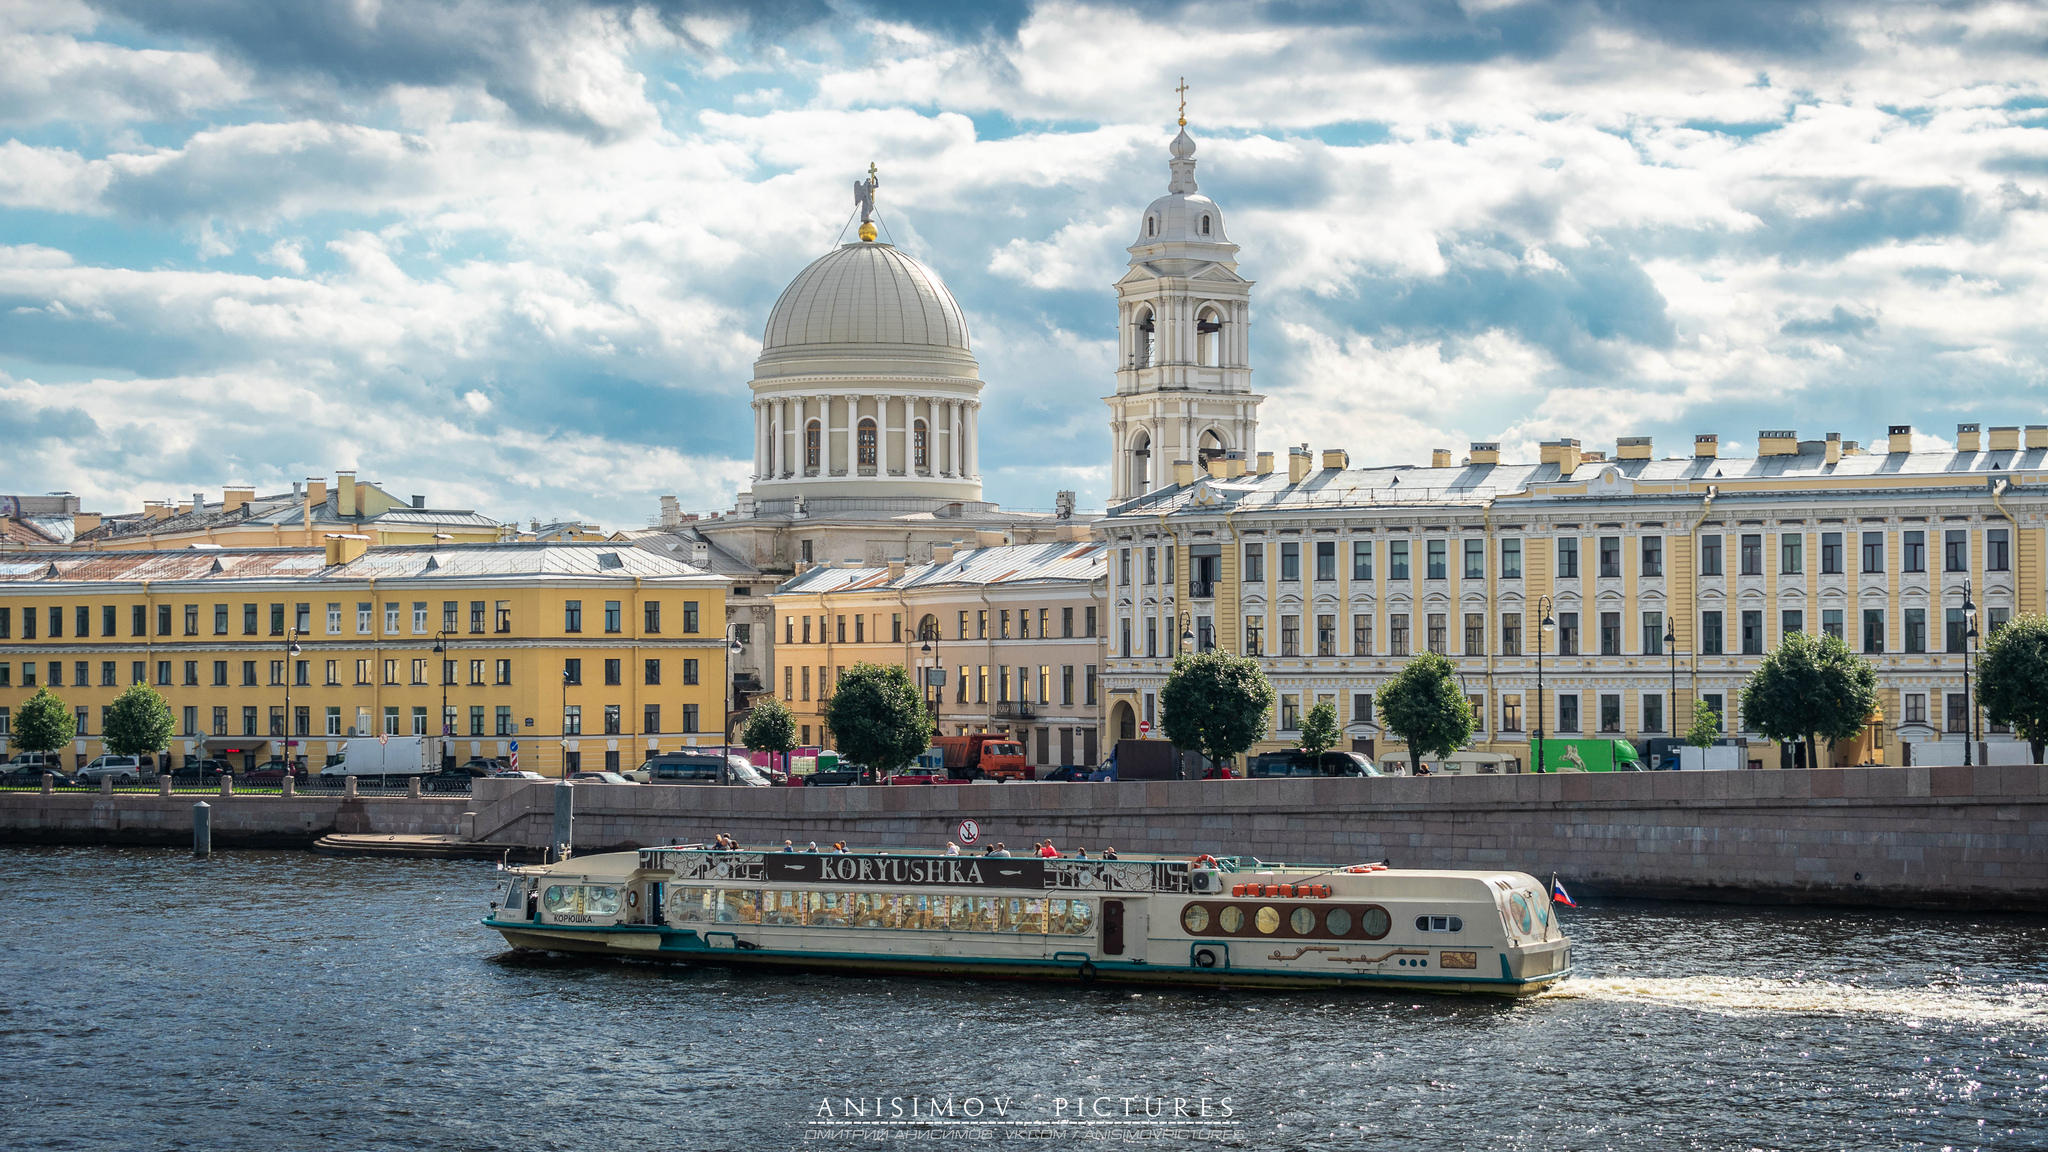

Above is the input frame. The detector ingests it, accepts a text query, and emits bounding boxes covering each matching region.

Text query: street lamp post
[1959,579,1979,767]
[1535,596,1554,774]
[561,667,572,778]
[1179,611,1195,655]
[432,630,454,769]
[724,624,745,763]
[1664,622,1678,758]
[281,627,303,773]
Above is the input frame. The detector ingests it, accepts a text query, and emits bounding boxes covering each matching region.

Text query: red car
[243,760,307,784]
[885,767,945,785]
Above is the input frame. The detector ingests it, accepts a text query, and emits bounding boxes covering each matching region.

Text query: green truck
[1527,737,1644,773]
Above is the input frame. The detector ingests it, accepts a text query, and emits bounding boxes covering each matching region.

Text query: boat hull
[485,919,1572,996]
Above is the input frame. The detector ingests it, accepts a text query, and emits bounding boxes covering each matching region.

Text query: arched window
[805,421,821,470]
[1196,307,1222,366]
[1198,429,1226,465]
[1147,216,1156,237]
[1134,307,1155,369]
[1131,431,1152,493]
[857,418,878,467]
[913,420,928,470]
[1201,214,1211,236]
[917,613,940,641]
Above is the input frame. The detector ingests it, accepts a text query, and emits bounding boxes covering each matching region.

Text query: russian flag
[1551,878,1578,908]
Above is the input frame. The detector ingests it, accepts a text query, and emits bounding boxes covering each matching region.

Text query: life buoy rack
[1191,854,1221,868]
[1345,863,1389,874]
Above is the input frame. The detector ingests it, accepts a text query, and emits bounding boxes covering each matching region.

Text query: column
[794,396,808,475]
[948,400,961,477]
[753,401,766,480]
[965,401,980,479]
[844,394,858,476]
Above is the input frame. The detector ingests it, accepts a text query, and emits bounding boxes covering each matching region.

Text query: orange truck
[933,734,1030,781]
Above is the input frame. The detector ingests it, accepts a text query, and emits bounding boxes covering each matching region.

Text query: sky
[3,0,2047,529]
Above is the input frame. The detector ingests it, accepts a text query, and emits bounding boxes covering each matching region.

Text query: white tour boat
[482,847,1574,995]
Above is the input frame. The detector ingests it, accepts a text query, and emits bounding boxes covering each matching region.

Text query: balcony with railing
[1188,580,1215,600]
[993,701,1035,719]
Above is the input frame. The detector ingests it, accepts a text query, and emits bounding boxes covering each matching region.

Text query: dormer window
[1201,214,1211,235]
[1147,216,1156,236]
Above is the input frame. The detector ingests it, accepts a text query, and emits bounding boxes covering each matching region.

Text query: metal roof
[778,539,1105,595]
[0,542,722,586]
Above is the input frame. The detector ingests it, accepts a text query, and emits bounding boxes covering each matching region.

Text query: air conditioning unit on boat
[1190,867,1222,893]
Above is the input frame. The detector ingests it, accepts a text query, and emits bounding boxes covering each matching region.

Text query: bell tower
[1105,93,1262,505]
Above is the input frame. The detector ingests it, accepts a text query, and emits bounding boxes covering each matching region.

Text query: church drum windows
[913,420,928,471]
[1197,308,1222,366]
[857,418,878,468]
[805,421,822,472]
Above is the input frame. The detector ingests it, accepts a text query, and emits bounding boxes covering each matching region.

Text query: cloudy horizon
[4,0,2046,528]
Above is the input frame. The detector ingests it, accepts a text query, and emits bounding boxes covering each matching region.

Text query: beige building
[1101,425,2047,771]
[771,537,1109,769]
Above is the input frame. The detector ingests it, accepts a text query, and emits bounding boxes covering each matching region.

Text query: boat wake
[1542,974,2048,1027]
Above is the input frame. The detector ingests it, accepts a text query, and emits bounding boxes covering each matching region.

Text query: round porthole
[1325,907,1353,936]
[626,891,638,908]
[1182,904,1210,933]
[1218,906,1244,933]
[1359,905,1391,940]
[1255,906,1281,934]
[1289,907,1316,935]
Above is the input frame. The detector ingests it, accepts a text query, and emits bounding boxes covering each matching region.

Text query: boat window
[671,886,713,922]
[1416,915,1465,932]
[1011,897,1048,934]
[1049,898,1094,935]
[1182,905,1210,933]
[719,889,761,923]
[1289,907,1316,935]
[763,890,804,926]
[1254,906,1281,934]
[1507,892,1532,934]
[1359,906,1391,939]
[1324,907,1352,936]
[1217,906,1244,933]
[540,884,619,916]
[808,891,848,928]
[853,892,889,928]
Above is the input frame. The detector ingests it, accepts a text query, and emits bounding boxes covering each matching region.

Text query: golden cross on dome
[1176,77,1189,126]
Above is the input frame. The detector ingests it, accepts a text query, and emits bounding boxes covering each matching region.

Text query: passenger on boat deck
[1074,847,1090,859]
[990,843,1011,857]
[1037,841,1059,859]
[806,841,820,853]
[1102,847,1119,860]
[782,840,795,852]
[944,841,960,856]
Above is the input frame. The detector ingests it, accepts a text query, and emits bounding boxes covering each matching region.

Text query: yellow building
[1102,424,2046,771]
[0,540,730,777]
[71,473,506,551]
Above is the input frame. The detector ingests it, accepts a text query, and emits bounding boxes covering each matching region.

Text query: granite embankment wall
[3,766,2043,910]
[0,791,468,848]
[462,765,2048,911]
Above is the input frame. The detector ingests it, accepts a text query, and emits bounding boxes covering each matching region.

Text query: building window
[1599,537,1621,578]
[1988,529,2010,571]
[1642,612,1663,655]
[1904,608,1927,653]
[1499,694,1520,731]
[1643,694,1664,733]
[1280,615,1300,657]
[1558,693,1580,732]
[1426,613,1447,654]
[1500,538,1522,580]
[183,604,197,635]
[411,707,428,736]
[1463,613,1484,654]
[1464,539,1485,580]
[1700,535,1723,576]
[411,602,427,633]
[495,659,512,685]
[604,601,621,633]
[1279,543,1298,582]
[641,602,661,634]
[604,705,621,736]
[1703,693,1725,731]
[1242,615,1261,656]
[641,704,660,735]
[1781,534,1803,574]
[1862,531,1885,573]
[1638,536,1661,578]
[1280,694,1300,731]
[1389,613,1410,656]
[1427,540,1447,580]
[564,600,582,632]
[1944,529,1968,572]
[1783,610,1803,636]
[1353,540,1373,580]
[1990,606,2011,637]
[1700,611,1723,655]
[683,601,699,633]
[1946,607,1969,653]
[1557,612,1579,656]
[1600,612,1621,655]
[1316,541,1337,582]
[564,705,582,736]
[1556,538,1579,579]
[564,658,582,685]
[1316,614,1336,656]
[1902,530,1925,574]
[914,421,928,469]
[1501,613,1521,656]
[1903,693,1927,725]
[1739,534,1762,576]
[1946,692,1968,733]
[806,421,821,469]
[1599,694,1621,732]
[382,603,398,634]
[1741,610,1763,655]
[857,419,877,467]
[1823,609,1843,640]
[1862,608,1885,653]
[1353,614,1373,655]
[604,658,621,686]
[1821,532,1843,574]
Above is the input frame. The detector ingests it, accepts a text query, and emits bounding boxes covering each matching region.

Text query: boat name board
[638,850,1188,893]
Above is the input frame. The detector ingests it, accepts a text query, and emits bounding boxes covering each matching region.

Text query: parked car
[3,751,65,775]
[172,758,237,780]
[422,766,481,792]
[806,763,873,786]
[885,767,947,785]
[1039,764,1097,783]
[1246,751,1381,778]
[243,760,308,784]
[77,756,145,785]
[568,771,637,785]
[459,758,507,773]
[1,762,75,786]
[492,769,547,780]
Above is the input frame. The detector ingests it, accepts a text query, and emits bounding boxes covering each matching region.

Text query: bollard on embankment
[193,801,211,858]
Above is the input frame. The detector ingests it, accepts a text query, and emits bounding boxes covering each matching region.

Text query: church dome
[762,242,970,353]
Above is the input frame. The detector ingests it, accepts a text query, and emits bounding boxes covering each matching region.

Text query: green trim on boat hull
[482,919,1571,996]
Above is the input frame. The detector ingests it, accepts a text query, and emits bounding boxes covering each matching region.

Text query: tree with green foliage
[1978,612,2048,763]
[1159,649,1276,775]
[741,696,800,772]
[1296,700,1340,758]
[1685,700,1722,754]
[1378,651,1475,773]
[104,683,175,760]
[1738,630,1879,770]
[12,687,75,755]
[823,663,934,775]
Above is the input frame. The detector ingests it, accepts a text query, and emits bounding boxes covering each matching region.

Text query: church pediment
[1190,264,1243,282]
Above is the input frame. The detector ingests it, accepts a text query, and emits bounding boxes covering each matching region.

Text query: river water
[2,846,2043,1151]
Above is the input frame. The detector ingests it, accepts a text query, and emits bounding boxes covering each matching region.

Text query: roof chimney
[1172,459,1196,487]
[1989,426,2020,452]
[222,486,255,514]
[689,540,709,566]
[323,533,371,566]
[74,512,101,536]
[411,495,425,509]
[1467,442,1500,465]
[305,478,326,508]
[1323,449,1350,471]
[1256,451,1274,476]
[1693,434,1719,459]
[1888,425,1914,454]
[1287,446,1313,484]
[336,470,358,517]
[1539,439,1583,474]
[1825,432,1842,465]
[1206,457,1231,479]
[933,544,955,564]
[660,495,681,529]
[1955,423,1982,453]
[1615,436,1652,460]
[887,558,906,581]
[2028,425,2048,451]
[1429,449,1452,468]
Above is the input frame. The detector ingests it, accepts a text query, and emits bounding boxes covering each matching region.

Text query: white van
[78,755,145,784]
[319,736,431,779]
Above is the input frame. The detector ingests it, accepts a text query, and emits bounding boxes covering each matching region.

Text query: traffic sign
[957,818,980,845]
[1139,720,1152,735]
